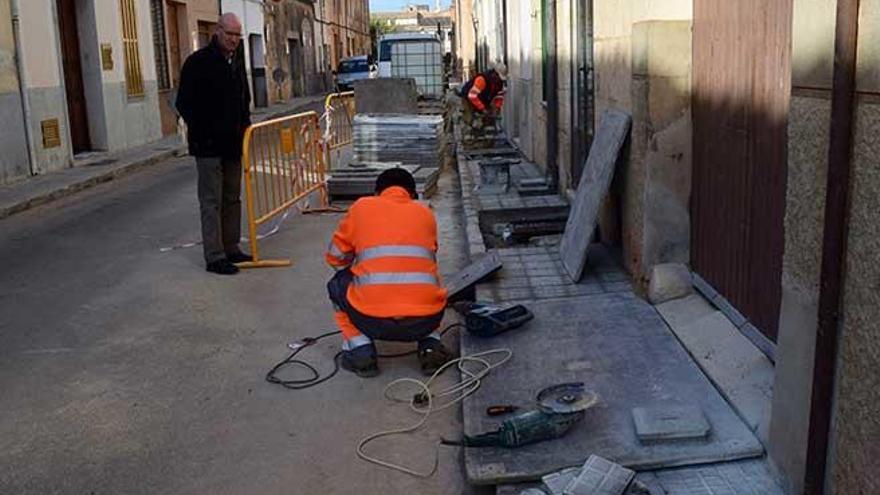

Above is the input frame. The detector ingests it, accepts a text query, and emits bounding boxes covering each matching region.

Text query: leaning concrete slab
[445,250,503,302]
[353,78,418,114]
[461,292,764,485]
[559,110,632,282]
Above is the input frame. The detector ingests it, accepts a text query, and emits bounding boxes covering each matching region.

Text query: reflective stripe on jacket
[325,186,447,318]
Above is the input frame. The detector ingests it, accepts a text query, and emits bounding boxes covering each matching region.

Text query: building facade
[220,0,268,107]
[2,0,163,184]
[321,0,370,70]
[372,5,454,55]
[463,1,878,493]
[148,0,222,136]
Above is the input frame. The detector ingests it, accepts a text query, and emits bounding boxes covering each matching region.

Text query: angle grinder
[442,382,598,448]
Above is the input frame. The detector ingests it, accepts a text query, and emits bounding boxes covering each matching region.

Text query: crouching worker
[326,169,454,378]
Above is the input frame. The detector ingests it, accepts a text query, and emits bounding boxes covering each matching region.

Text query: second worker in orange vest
[326,169,453,377]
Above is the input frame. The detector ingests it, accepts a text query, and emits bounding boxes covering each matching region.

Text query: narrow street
[0,158,487,494]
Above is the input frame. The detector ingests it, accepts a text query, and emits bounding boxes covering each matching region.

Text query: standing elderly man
[176,13,252,275]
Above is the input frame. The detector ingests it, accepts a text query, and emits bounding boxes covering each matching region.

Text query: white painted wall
[222,0,265,106]
[17,0,62,88]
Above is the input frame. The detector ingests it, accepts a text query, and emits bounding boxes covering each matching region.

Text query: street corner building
[0,0,164,184]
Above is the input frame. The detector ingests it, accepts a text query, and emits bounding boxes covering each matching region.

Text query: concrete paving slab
[565,455,635,495]
[632,406,711,442]
[477,245,630,303]
[559,110,632,282]
[647,458,783,494]
[655,301,774,445]
[460,293,764,485]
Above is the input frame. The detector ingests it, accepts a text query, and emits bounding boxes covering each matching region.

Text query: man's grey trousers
[196,157,243,263]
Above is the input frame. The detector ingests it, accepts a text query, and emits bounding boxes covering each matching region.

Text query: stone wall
[770,1,880,493]
[593,0,692,288]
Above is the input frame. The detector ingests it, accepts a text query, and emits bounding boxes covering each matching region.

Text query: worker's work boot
[340,343,379,378]
[418,339,455,376]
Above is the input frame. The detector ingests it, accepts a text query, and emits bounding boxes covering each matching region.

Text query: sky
[369,0,452,13]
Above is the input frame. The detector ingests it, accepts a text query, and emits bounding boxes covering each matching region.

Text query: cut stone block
[560,110,632,282]
[647,263,693,305]
[632,406,711,442]
[564,455,635,495]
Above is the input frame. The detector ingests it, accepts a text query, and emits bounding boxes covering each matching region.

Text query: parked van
[335,55,376,91]
[377,33,439,78]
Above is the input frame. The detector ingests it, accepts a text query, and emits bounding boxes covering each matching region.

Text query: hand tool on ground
[486,404,520,416]
[442,382,598,448]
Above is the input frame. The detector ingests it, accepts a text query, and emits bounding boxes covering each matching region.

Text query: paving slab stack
[352,114,446,170]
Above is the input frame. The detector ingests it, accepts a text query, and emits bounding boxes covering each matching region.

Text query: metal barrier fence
[323,91,355,169]
[239,111,333,268]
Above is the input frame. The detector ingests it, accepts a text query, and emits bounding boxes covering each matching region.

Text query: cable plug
[412,392,430,406]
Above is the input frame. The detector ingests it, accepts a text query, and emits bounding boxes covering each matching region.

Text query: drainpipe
[10,0,36,176]
[545,0,559,192]
[805,0,860,494]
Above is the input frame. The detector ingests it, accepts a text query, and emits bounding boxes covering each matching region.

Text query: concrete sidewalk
[0,94,328,221]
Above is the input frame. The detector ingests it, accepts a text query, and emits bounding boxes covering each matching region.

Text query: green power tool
[443,383,599,448]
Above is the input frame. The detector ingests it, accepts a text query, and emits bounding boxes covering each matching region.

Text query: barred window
[120,0,145,96]
[149,0,170,90]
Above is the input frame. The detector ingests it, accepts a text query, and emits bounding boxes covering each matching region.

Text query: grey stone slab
[691,272,720,302]
[565,455,635,495]
[445,250,503,301]
[655,308,774,444]
[648,459,784,494]
[461,293,764,485]
[632,406,711,442]
[353,78,418,114]
[712,295,748,329]
[560,110,632,282]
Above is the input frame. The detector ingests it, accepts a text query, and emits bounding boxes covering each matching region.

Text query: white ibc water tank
[390,40,444,97]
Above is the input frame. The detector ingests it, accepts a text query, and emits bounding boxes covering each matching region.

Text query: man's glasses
[222,28,242,39]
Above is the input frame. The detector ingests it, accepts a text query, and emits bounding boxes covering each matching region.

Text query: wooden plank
[559,110,631,282]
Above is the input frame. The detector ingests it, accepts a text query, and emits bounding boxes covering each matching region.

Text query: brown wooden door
[692,0,793,342]
[57,0,91,153]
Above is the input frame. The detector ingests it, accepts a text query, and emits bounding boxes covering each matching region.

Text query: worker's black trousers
[327,268,444,342]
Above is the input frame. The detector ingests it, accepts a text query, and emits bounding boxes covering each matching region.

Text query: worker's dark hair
[375,168,417,197]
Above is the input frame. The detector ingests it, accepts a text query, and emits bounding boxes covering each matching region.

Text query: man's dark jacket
[176,39,251,159]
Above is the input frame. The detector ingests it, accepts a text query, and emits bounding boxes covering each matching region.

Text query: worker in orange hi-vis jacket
[460,62,507,139]
[325,169,453,378]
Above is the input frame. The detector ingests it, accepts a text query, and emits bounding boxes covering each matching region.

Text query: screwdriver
[486,404,519,416]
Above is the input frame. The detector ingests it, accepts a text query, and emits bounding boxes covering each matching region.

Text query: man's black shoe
[206,259,240,275]
[340,344,379,378]
[418,339,455,376]
[226,251,253,264]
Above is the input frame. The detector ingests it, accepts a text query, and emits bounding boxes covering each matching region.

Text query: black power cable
[265,323,467,390]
